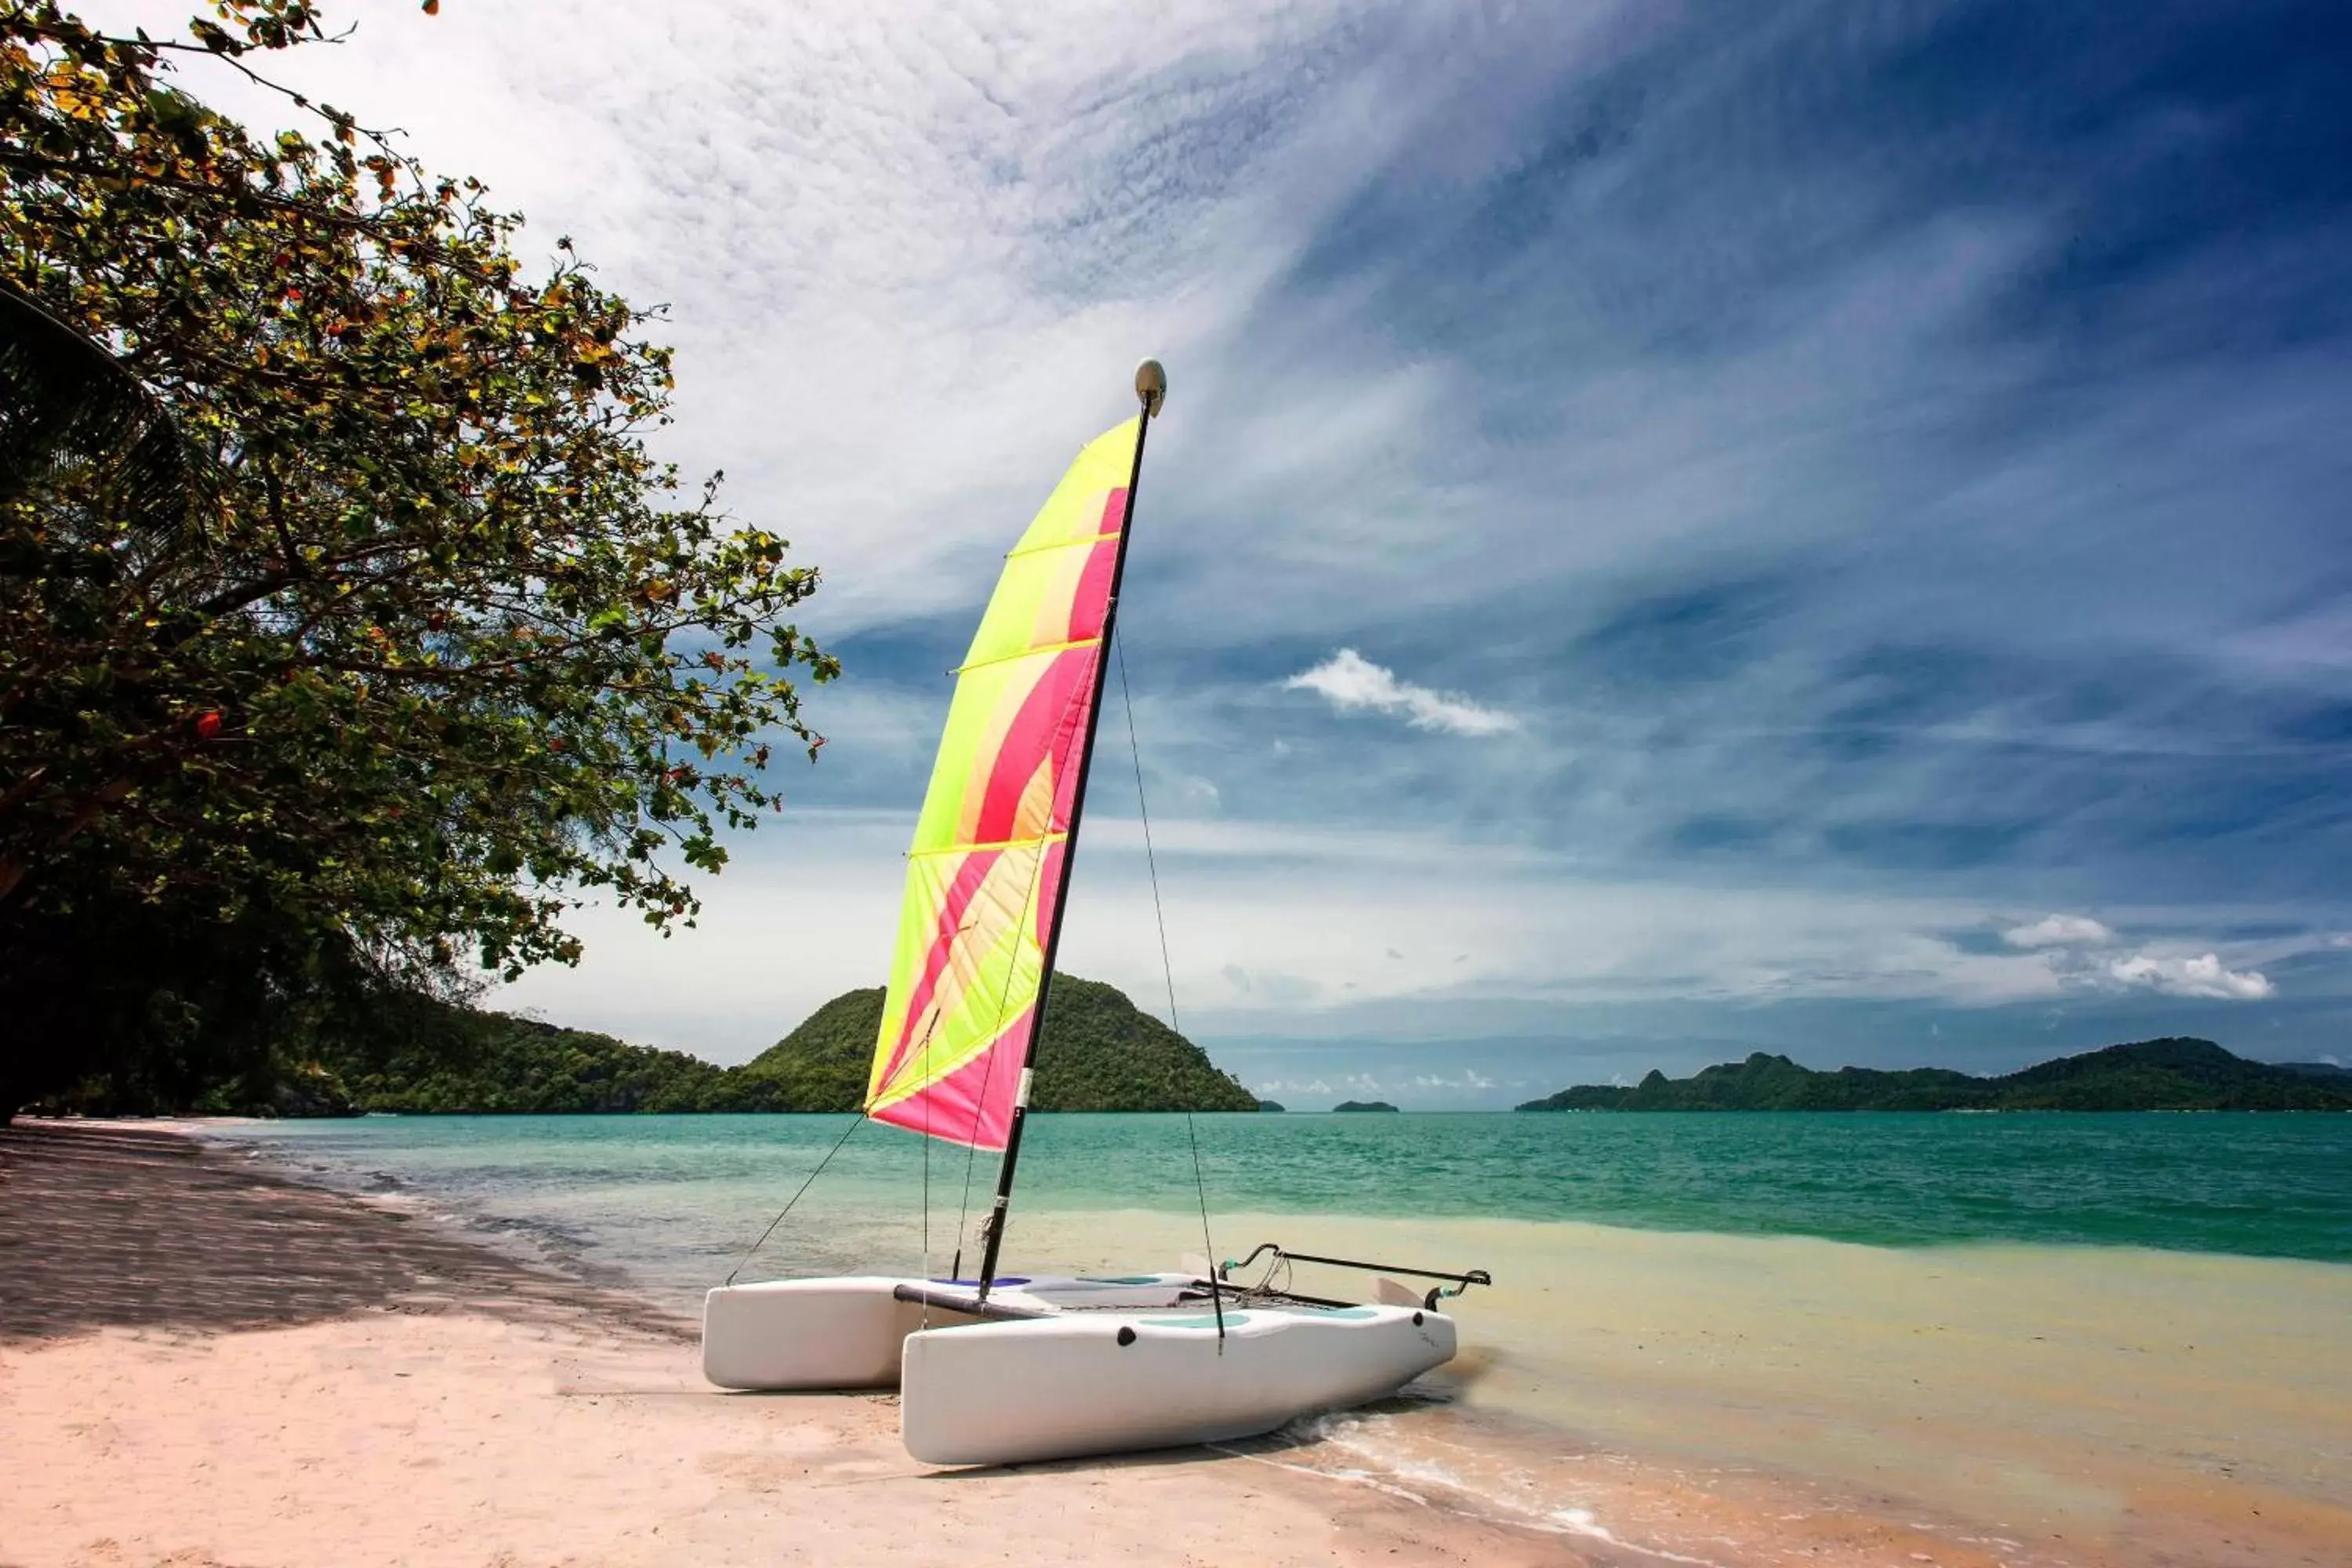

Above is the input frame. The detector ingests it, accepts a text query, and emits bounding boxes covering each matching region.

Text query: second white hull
[702,1272,1455,1466]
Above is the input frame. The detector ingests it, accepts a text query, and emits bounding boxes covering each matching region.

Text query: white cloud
[1994,916,2278,1003]
[109,2,2350,1058]
[105,0,1455,637]
[2100,952,2274,1001]
[2003,913,2117,949]
[1283,648,1519,736]
[495,802,2329,1058]
[1412,1070,1495,1090]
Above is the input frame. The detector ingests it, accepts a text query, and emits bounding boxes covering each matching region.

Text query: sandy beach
[4,1122,2347,1568]
[0,1121,1574,1568]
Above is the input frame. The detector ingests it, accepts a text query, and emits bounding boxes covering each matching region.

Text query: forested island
[1516,1037,2352,1112]
[224,974,1262,1117]
[1333,1100,1399,1112]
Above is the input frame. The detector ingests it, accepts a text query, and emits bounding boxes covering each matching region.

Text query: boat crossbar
[1218,1243,1494,1311]
[891,1283,1053,1322]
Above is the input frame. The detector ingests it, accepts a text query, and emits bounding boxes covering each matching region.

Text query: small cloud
[1221,964,1252,995]
[2004,914,2116,949]
[1256,1079,1334,1096]
[1283,648,1519,736]
[2103,952,2274,1000]
[1385,947,1404,960]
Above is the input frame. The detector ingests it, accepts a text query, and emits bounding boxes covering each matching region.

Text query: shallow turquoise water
[208,1110,2352,1310]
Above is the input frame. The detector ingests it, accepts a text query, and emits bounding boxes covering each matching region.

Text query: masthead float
[701,359,1488,1467]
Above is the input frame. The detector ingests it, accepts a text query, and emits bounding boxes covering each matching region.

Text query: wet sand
[1011,1205,2352,1565]
[3,1123,2347,1567]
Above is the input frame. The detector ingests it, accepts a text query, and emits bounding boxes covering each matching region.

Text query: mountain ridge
[316,975,1260,1115]
[1515,1037,2352,1112]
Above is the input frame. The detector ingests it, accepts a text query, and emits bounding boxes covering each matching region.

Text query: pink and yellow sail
[863,417,1142,1150]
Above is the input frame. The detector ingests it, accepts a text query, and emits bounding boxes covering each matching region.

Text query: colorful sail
[864,417,1142,1149]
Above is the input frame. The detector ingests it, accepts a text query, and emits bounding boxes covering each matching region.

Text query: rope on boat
[722,1110,869,1286]
[1114,630,1226,1347]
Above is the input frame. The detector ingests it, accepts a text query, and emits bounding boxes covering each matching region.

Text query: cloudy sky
[147,0,2352,1103]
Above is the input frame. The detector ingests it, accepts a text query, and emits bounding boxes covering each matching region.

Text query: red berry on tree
[194,710,223,739]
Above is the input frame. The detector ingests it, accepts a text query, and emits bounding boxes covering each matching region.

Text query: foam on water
[1226,1406,1735,1564]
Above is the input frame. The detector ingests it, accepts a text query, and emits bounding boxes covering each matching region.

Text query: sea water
[208,1109,2352,1301]
[203,1111,2352,1553]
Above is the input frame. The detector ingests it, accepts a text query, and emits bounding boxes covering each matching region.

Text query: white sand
[6,1123,2349,1567]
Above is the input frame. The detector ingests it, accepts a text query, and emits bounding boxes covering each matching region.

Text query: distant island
[1516,1037,2352,1112]
[1256,1099,1287,1112]
[314,975,1261,1116]
[1333,1100,1399,1112]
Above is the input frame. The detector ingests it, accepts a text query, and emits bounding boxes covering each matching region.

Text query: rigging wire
[1113,628,1225,1345]
[722,1110,868,1286]
[920,1011,934,1311]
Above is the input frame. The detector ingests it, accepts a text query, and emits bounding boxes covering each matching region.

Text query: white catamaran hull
[702,1272,1455,1466]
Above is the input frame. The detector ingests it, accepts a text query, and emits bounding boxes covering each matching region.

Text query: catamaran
[702,361,1488,1467]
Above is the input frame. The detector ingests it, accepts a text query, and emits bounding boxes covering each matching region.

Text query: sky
[133,0,2352,1105]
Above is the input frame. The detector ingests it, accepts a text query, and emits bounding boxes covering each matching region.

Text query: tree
[0,2,835,1110]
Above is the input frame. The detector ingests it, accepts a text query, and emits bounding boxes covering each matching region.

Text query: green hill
[1515,1037,2352,1112]
[724,986,880,1110]
[316,975,1260,1115]
[739,975,1261,1113]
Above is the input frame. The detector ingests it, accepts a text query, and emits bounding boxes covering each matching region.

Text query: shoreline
[0,1120,1595,1567]
[5,1121,2349,1566]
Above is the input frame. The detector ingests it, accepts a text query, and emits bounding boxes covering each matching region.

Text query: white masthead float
[701,361,1489,1466]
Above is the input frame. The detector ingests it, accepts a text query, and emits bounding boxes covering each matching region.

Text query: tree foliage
[317,996,735,1116]
[0,2,833,1112]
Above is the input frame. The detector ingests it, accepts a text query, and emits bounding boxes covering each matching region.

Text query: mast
[975,359,1165,1301]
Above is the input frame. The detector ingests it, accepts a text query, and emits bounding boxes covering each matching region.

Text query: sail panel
[865,417,1140,1150]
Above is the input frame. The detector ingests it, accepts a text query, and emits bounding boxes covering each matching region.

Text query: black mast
[974,361,1164,1302]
